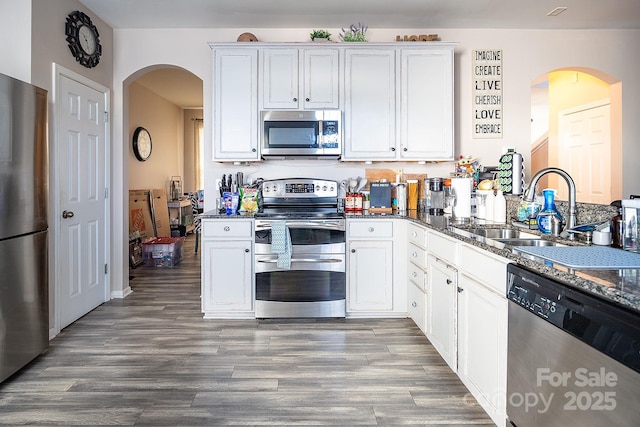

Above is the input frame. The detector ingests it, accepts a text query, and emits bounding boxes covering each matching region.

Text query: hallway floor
[0,235,493,425]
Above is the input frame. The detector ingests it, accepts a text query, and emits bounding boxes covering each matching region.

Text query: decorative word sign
[395,34,438,42]
[472,49,502,138]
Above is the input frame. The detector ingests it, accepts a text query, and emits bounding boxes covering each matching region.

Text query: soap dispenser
[537,189,563,235]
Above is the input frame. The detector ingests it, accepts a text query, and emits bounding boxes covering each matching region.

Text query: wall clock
[132,127,152,161]
[65,11,102,68]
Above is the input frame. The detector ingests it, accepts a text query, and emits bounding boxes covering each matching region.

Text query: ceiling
[81,0,640,30]
[84,0,640,109]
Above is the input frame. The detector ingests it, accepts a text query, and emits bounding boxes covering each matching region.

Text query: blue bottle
[537,189,563,234]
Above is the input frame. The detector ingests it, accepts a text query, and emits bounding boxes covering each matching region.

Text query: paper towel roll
[451,177,472,218]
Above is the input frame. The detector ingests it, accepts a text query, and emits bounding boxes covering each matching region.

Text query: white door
[558,100,611,203]
[55,68,109,330]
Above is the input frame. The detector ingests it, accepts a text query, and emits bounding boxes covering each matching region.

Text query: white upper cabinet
[210,43,456,162]
[400,48,454,160]
[212,48,259,161]
[343,49,396,160]
[262,48,339,110]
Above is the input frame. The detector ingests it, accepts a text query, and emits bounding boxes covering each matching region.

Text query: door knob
[62,210,75,219]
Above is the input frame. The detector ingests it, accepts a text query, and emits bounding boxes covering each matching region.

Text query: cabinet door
[400,48,454,160]
[213,49,259,160]
[343,49,396,160]
[348,240,393,311]
[262,49,299,109]
[457,273,507,425]
[303,49,339,109]
[426,255,457,371]
[202,239,253,313]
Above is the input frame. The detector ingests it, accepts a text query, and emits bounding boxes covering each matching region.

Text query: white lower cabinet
[420,229,509,427]
[458,273,507,427]
[201,219,254,318]
[407,280,427,334]
[347,219,407,316]
[348,239,393,312]
[426,254,457,371]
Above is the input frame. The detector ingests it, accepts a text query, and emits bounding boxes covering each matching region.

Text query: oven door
[254,219,346,318]
[254,219,345,255]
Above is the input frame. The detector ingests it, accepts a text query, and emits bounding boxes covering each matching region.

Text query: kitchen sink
[494,238,566,247]
[463,228,540,240]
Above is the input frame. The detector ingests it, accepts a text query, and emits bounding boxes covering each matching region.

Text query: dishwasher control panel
[507,283,561,321]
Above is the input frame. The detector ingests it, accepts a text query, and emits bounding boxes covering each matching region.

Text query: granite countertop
[201,209,640,314]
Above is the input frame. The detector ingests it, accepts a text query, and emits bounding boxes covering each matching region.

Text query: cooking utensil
[349,178,357,193]
[356,178,367,192]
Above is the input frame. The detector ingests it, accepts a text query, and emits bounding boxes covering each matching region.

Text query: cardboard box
[150,189,171,237]
[129,190,154,239]
[142,237,184,267]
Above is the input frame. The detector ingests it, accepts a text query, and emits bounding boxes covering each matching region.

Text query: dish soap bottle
[537,189,563,235]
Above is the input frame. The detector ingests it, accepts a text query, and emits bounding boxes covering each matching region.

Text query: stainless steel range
[254,178,346,318]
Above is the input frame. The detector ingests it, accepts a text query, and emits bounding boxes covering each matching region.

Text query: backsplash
[505,195,618,226]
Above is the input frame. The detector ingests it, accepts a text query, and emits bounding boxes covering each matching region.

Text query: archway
[530,68,622,204]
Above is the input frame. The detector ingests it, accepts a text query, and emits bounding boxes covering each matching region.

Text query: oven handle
[257,258,344,264]
[255,221,345,231]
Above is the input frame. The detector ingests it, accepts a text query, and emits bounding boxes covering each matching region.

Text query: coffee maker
[425,177,445,215]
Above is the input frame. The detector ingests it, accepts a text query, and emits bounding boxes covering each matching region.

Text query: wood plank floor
[0,234,494,425]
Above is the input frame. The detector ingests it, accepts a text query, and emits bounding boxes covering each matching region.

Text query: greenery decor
[310,29,332,41]
[339,23,368,42]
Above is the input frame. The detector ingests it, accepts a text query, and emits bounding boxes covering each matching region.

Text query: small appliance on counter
[495,149,524,195]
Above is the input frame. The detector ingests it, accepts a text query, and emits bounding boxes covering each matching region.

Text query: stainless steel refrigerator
[0,73,49,384]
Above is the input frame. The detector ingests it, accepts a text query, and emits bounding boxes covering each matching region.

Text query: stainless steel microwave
[260,110,342,159]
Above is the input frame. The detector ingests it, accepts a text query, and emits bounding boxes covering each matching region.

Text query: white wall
[128,82,183,191]
[0,0,31,81]
[110,27,640,296]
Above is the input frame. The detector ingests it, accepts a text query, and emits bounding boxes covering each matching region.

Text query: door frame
[51,63,111,336]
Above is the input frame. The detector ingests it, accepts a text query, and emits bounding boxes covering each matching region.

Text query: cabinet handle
[457,287,464,293]
[412,272,417,277]
[245,248,250,253]
[412,251,417,258]
[224,226,230,231]
[446,278,452,285]
[351,249,356,253]
[412,301,417,308]
[305,97,310,102]
[412,232,417,237]
[293,97,298,102]
[390,147,396,152]
[368,227,374,232]
[252,148,257,152]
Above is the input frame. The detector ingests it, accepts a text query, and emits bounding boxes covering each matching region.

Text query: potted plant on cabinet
[310,29,332,42]
[339,23,368,42]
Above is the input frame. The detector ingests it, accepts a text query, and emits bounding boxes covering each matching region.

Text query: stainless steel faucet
[523,167,577,234]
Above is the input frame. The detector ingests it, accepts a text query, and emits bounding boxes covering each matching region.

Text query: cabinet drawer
[408,260,427,290]
[427,230,458,264]
[408,280,427,334]
[408,243,427,270]
[349,220,393,238]
[203,220,253,238]
[408,222,427,247]
[459,243,510,295]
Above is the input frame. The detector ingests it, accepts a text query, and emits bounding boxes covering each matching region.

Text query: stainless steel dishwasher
[506,264,640,427]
